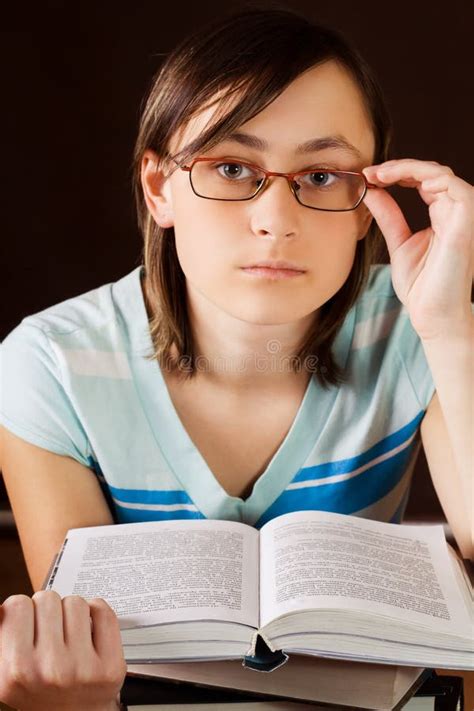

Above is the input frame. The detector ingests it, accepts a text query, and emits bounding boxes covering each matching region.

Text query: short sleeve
[394,312,435,411]
[1,322,90,467]
[395,301,474,412]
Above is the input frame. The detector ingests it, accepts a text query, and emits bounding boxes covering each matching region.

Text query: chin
[229,302,313,325]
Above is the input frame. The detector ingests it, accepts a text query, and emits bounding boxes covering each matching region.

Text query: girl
[0,6,472,710]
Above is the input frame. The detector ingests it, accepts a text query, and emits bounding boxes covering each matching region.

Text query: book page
[47,519,259,629]
[259,510,471,632]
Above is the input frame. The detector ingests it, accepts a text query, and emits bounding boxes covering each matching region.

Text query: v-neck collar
[112,266,356,526]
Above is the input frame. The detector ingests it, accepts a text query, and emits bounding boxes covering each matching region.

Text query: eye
[301,171,340,188]
[214,162,257,180]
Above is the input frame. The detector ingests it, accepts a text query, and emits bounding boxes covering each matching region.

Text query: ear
[141,149,175,228]
[356,202,374,241]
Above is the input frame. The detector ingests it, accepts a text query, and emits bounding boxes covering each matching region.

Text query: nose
[250,174,299,239]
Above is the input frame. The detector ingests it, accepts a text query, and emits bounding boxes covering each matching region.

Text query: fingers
[0,595,34,661]
[363,159,466,192]
[62,594,94,648]
[0,592,127,710]
[364,158,453,182]
[89,598,128,688]
[0,592,122,661]
[89,598,124,665]
[421,174,474,201]
[32,590,65,650]
[363,159,441,184]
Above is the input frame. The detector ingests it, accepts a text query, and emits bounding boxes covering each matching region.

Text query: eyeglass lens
[190,160,366,210]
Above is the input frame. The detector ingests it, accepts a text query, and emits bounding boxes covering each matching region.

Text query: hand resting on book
[0,590,126,711]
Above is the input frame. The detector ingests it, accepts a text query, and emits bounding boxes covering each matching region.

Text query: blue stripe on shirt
[107,484,196,505]
[291,410,424,484]
[254,437,418,529]
[114,507,206,523]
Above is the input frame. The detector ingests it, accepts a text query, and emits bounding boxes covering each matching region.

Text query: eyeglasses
[167,155,377,212]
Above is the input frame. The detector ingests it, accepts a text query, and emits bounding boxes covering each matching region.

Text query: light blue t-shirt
[0,264,437,528]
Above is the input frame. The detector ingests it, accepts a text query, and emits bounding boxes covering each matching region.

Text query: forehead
[170,59,375,163]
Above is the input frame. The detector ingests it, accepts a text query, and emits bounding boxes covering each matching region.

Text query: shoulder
[0,267,143,462]
[351,263,403,351]
[2,266,142,352]
[350,263,436,411]
[16,280,115,338]
[358,263,399,310]
[363,262,396,298]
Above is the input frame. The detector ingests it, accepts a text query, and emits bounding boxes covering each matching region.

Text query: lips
[240,266,306,280]
[241,260,306,271]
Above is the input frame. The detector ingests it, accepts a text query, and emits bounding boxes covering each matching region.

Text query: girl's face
[142,60,375,327]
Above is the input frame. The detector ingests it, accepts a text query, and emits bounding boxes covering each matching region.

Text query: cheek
[173,224,236,293]
[172,193,243,277]
[307,213,361,271]
[293,214,361,307]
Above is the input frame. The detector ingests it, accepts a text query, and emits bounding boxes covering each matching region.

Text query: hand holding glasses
[167,155,378,212]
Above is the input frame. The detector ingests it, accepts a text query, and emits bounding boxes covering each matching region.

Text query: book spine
[242,630,289,672]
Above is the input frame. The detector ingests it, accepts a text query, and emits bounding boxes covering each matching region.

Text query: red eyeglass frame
[167,155,378,212]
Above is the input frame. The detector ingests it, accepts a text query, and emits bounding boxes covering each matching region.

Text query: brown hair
[132,3,393,388]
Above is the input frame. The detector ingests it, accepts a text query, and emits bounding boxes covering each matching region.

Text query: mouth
[240,264,306,280]
[241,260,306,271]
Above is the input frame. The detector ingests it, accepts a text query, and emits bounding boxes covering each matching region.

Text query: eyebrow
[222,131,363,160]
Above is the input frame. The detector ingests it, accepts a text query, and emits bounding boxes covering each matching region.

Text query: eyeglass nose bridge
[250,169,302,202]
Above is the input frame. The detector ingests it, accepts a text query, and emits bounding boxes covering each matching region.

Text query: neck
[142,272,318,391]
[185,285,318,391]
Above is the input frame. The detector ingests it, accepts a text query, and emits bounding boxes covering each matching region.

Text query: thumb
[362,186,412,259]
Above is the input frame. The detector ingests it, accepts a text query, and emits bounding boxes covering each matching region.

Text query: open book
[44,510,473,671]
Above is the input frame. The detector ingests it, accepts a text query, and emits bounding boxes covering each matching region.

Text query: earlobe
[141,150,174,228]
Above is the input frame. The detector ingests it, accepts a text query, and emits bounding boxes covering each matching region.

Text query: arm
[0,427,126,710]
[0,426,115,591]
[420,320,474,561]
[361,158,473,559]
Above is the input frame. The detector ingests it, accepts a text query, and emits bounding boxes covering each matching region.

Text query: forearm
[421,318,474,539]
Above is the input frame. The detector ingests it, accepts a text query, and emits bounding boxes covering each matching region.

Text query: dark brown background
[1,0,473,567]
